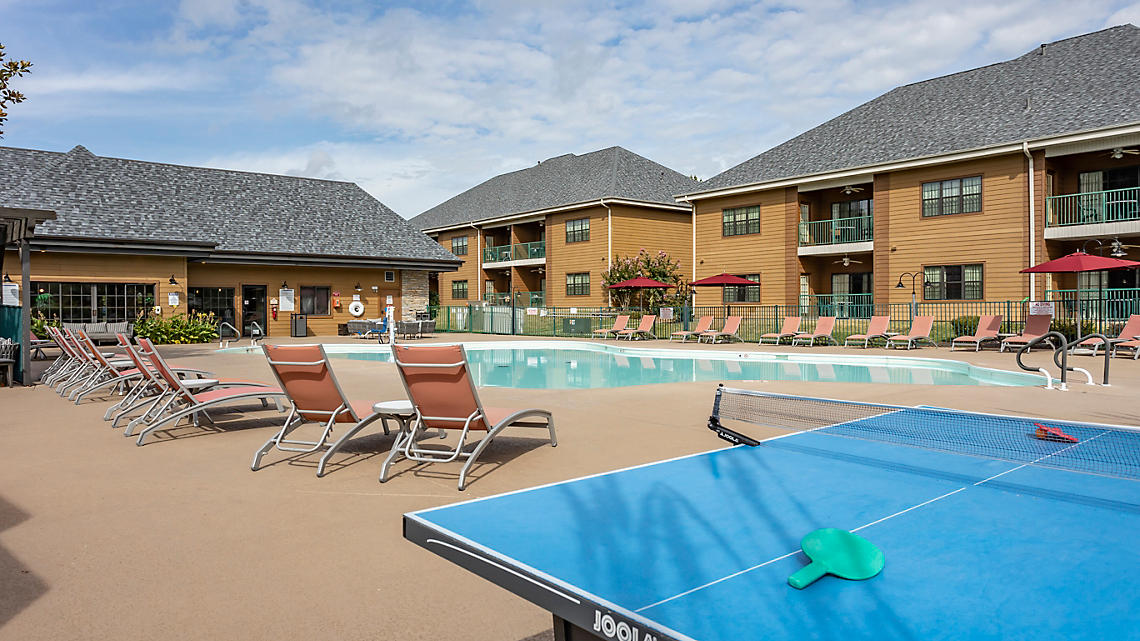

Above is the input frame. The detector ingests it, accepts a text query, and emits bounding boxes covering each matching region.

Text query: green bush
[134,312,219,344]
[1050,319,1104,342]
[949,316,978,338]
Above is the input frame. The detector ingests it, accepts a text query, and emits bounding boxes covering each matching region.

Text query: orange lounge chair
[671,316,713,342]
[383,344,556,490]
[792,317,836,346]
[1077,314,1140,357]
[252,344,391,476]
[760,316,800,345]
[886,316,936,349]
[951,315,1003,351]
[617,315,657,340]
[701,316,742,344]
[593,315,629,340]
[1001,314,1053,352]
[844,316,891,348]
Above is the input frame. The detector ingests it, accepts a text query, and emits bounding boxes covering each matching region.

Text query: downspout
[1023,142,1037,301]
[472,223,481,301]
[603,199,613,306]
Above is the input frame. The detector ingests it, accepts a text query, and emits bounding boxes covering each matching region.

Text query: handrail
[218,322,240,348]
[1058,333,1111,386]
[249,321,264,346]
[1016,331,1067,390]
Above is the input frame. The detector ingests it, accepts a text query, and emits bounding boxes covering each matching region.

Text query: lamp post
[895,272,926,319]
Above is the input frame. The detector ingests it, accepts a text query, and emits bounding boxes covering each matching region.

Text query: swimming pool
[235,341,1042,389]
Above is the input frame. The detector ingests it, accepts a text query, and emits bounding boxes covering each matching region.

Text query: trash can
[290,313,308,338]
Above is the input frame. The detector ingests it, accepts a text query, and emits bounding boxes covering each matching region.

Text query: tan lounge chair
[383,344,556,490]
[1001,314,1053,352]
[844,316,891,348]
[593,315,629,340]
[701,316,742,344]
[671,316,713,343]
[617,315,656,340]
[951,315,1003,351]
[760,317,800,345]
[1076,314,1140,357]
[791,316,836,346]
[886,316,936,349]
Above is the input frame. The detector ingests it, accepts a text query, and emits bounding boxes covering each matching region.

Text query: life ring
[348,301,365,317]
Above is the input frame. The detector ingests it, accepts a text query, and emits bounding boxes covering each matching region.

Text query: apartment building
[412,147,696,307]
[679,25,1140,316]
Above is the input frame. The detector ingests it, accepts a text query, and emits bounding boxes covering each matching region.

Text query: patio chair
[886,316,936,349]
[0,339,15,387]
[106,336,224,425]
[251,344,390,475]
[671,316,713,343]
[382,344,556,490]
[70,333,213,406]
[1072,314,1140,357]
[593,315,629,339]
[700,316,742,344]
[844,316,891,348]
[950,315,1003,352]
[125,339,286,446]
[1112,334,1140,360]
[52,329,125,396]
[791,316,836,346]
[1001,314,1053,352]
[617,315,657,340]
[759,316,800,345]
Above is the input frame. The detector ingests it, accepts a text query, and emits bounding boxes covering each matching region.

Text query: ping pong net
[708,386,1140,481]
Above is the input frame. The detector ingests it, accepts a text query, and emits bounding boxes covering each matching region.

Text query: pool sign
[1029,301,1055,316]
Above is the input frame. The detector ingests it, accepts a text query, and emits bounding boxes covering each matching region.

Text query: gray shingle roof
[0,145,458,265]
[410,146,697,231]
[697,25,1140,193]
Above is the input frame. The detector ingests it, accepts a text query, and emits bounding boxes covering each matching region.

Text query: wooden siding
[609,204,693,284]
[546,205,610,306]
[433,229,479,305]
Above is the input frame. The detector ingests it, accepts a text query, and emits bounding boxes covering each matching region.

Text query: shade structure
[1020,252,1140,273]
[607,277,672,289]
[689,273,758,287]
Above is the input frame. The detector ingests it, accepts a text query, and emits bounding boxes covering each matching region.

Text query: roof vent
[1039,43,1046,55]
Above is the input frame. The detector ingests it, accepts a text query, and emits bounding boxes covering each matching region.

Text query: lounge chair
[1071,314,1140,357]
[1001,314,1053,352]
[791,317,836,346]
[844,316,891,348]
[124,339,285,445]
[760,316,800,345]
[251,344,390,475]
[1112,335,1140,360]
[69,331,210,404]
[382,344,556,490]
[700,316,742,344]
[951,315,1003,352]
[52,329,126,396]
[886,316,936,350]
[106,336,223,424]
[671,316,713,343]
[593,315,630,339]
[617,315,656,340]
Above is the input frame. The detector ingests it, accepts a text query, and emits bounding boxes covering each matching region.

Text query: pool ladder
[218,322,264,349]
[1015,331,1112,390]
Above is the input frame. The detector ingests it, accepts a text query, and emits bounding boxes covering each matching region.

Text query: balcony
[483,241,546,267]
[1045,187,1140,240]
[484,291,545,307]
[797,215,873,256]
[1046,288,1140,321]
[798,293,874,318]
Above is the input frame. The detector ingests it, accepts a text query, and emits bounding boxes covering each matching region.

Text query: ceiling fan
[841,185,865,195]
[834,254,863,267]
[1109,147,1140,159]
[1110,237,1140,257]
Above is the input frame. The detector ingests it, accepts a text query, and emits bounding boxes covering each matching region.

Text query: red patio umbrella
[689,273,758,286]
[1020,251,1140,341]
[607,277,672,309]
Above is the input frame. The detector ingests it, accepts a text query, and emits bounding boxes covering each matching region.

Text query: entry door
[241,285,268,337]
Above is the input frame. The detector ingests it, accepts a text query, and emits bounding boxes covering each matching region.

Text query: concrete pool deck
[1,334,1136,640]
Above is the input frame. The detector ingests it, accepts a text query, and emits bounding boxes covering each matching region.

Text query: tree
[601,248,692,309]
[0,43,33,138]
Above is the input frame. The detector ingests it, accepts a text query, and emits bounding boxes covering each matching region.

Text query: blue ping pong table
[403,392,1140,641]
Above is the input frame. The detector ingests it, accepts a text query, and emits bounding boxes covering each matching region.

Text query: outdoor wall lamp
[281,281,288,289]
[2,273,11,283]
[1080,238,1103,254]
[168,275,178,285]
[354,282,362,292]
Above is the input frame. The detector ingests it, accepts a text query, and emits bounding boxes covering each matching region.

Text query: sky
[3,0,1140,219]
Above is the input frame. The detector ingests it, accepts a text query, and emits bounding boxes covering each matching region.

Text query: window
[31,282,154,323]
[566,218,590,243]
[722,206,761,236]
[188,287,236,325]
[450,236,468,256]
[831,199,873,218]
[566,272,590,296]
[384,270,396,282]
[924,264,983,300]
[451,280,468,299]
[299,286,331,315]
[922,176,981,217]
[723,274,760,303]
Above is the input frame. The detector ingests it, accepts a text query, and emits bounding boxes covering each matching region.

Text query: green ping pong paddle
[788,528,884,589]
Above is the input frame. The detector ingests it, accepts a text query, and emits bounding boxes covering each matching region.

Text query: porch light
[2,273,11,283]
[168,275,178,285]
[281,281,288,289]
[354,282,362,292]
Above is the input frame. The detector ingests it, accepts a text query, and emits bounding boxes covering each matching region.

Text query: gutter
[604,200,612,306]
[421,197,690,234]
[473,222,482,300]
[1022,142,1037,300]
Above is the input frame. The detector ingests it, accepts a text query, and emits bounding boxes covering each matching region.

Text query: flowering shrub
[134,312,219,344]
[601,249,691,308]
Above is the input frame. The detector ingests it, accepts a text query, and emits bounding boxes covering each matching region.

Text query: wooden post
[20,239,31,385]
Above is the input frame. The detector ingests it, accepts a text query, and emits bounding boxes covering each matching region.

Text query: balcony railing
[798,293,874,318]
[1046,288,1140,321]
[798,215,873,246]
[1046,187,1140,227]
[484,291,546,307]
[483,241,546,263]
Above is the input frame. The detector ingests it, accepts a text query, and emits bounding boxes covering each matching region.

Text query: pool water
[319,342,1041,389]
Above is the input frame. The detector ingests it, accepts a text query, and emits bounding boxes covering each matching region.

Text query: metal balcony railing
[1046,187,1140,227]
[798,215,873,246]
[484,292,546,307]
[483,241,546,263]
[798,293,874,318]
[1046,288,1140,321]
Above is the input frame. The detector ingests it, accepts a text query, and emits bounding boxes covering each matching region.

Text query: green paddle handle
[788,561,827,589]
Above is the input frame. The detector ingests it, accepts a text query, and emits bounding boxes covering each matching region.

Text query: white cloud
[20,67,205,95]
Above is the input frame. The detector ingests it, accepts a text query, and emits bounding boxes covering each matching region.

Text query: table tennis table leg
[553,614,605,641]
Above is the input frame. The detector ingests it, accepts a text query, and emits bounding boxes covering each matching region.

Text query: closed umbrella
[1020,251,1140,342]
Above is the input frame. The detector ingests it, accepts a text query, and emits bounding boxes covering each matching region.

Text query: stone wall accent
[400,270,429,320]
